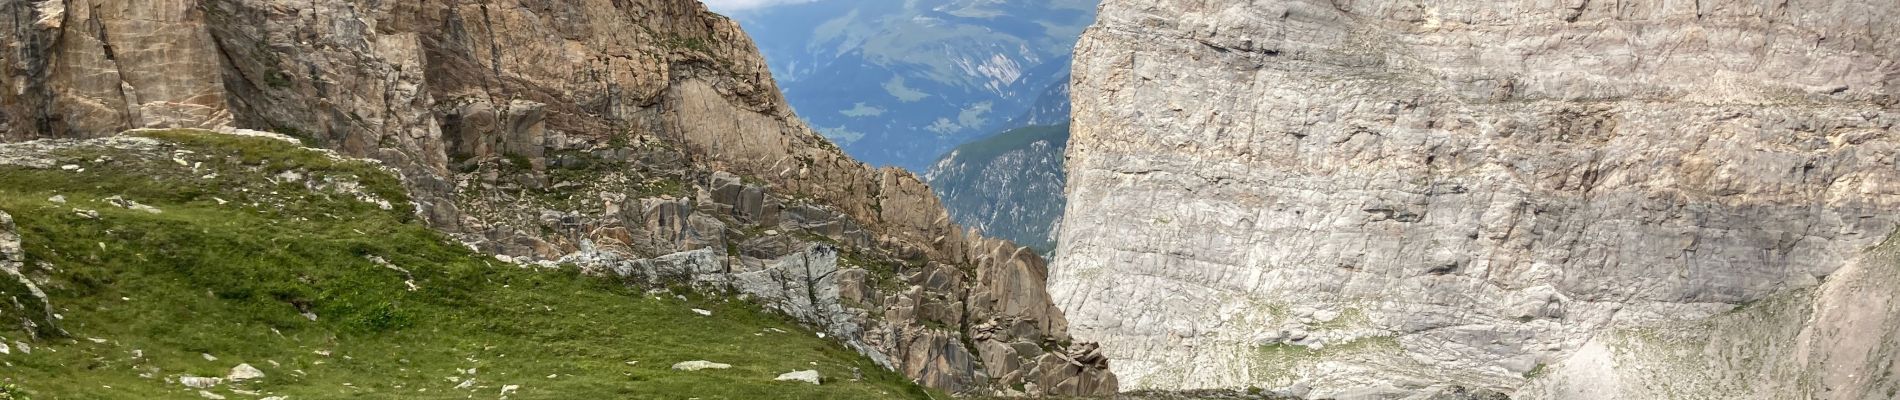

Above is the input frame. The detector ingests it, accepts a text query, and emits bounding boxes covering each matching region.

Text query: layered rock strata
[1055,0,1900,397]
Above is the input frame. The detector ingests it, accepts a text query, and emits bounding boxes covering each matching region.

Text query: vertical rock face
[0,0,1113,395]
[1056,0,1900,397]
[2,0,231,137]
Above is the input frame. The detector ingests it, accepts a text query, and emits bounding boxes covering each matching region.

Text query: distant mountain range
[727,0,1094,171]
[924,78,1071,255]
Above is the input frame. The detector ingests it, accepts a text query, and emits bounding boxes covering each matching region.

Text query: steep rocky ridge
[1055,0,1900,398]
[0,0,1111,395]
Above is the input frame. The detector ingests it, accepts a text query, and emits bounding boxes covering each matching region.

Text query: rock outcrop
[0,210,62,339]
[0,0,1111,395]
[1055,0,1900,397]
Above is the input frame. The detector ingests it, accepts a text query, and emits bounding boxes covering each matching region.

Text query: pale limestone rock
[670,360,732,371]
[1522,236,1900,400]
[1057,0,1900,397]
[775,370,822,385]
[226,363,264,381]
[179,376,223,389]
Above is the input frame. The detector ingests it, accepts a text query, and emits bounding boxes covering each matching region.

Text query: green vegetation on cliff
[0,130,933,399]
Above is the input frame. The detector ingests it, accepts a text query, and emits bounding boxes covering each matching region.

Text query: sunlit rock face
[1054,0,1900,398]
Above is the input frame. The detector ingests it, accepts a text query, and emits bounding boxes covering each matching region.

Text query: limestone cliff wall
[1055,0,1900,397]
[0,0,1112,395]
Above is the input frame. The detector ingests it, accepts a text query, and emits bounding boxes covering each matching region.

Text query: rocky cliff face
[1055,0,1900,398]
[0,0,1111,395]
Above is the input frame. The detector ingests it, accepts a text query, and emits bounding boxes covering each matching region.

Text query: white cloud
[702,0,819,13]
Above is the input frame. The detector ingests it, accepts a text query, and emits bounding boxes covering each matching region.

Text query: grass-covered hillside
[0,130,934,399]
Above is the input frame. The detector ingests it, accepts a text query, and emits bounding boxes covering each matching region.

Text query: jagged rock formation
[0,0,1112,395]
[0,210,62,339]
[1054,0,1900,398]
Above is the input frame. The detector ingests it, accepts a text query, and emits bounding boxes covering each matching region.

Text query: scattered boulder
[179,376,224,388]
[775,370,822,385]
[1029,342,1117,396]
[104,195,162,214]
[198,390,226,399]
[691,308,712,316]
[227,363,265,381]
[670,360,732,371]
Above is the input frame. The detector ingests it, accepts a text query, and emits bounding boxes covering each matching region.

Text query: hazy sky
[703,0,818,12]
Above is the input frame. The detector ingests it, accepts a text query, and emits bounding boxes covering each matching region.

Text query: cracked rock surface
[1054,0,1900,398]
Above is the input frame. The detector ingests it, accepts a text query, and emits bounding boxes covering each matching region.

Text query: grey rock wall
[1054,0,1900,397]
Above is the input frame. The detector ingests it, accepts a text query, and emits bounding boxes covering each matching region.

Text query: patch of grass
[0,130,935,399]
[1309,307,1368,331]
[503,153,535,170]
[665,36,712,53]
[1523,363,1548,379]
[264,70,293,89]
[1250,336,1400,384]
[634,177,689,199]
[0,383,27,400]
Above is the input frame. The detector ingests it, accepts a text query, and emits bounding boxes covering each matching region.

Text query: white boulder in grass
[227,363,265,381]
[670,360,732,371]
[775,370,822,385]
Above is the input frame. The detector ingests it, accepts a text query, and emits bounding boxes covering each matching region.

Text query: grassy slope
[0,130,934,399]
